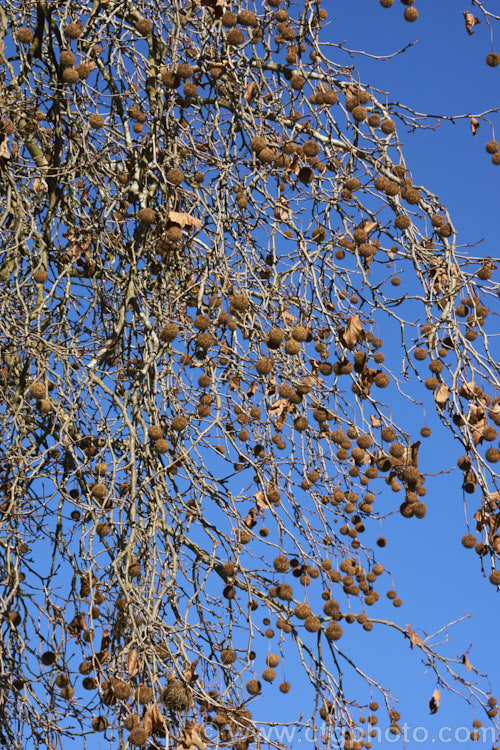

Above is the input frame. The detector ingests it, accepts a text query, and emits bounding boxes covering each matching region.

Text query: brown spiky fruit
[486,53,500,67]
[137,207,156,225]
[404,7,418,21]
[230,294,250,312]
[166,167,184,185]
[124,714,141,731]
[33,268,49,283]
[294,602,312,619]
[159,323,179,342]
[304,615,322,632]
[267,328,284,349]
[91,483,107,499]
[92,716,108,732]
[41,651,56,666]
[489,570,500,585]
[154,438,168,454]
[262,667,276,682]
[148,425,163,441]
[60,50,76,67]
[29,382,46,399]
[256,357,274,375]
[96,522,111,537]
[273,555,290,572]
[17,28,35,44]
[64,22,83,39]
[128,726,148,747]
[221,648,237,665]
[135,684,153,704]
[325,622,343,641]
[63,68,79,84]
[88,113,105,129]
[135,18,152,35]
[246,679,261,695]
[226,28,245,45]
[161,69,180,88]
[461,534,476,549]
[161,678,193,710]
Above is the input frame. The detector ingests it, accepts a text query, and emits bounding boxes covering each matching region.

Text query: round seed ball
[166,168,184,186]
[17,28,34,44]
[128,726,148,747]
[29,382,46,399]
[262,667,276,682]
[304,615,322,632]
[486,53,500,67]
[404,7,418,21]
[88,113,105,129]
[246,679,261,695]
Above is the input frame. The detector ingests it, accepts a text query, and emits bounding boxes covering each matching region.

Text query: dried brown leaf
[128,649,139,677]
[407,624,424,649]
[343,315,364,349]
[429,688,441,714]
[463,11,480,35]
[462,653,473,672]
[0,140,11,159]
[244,81,257,103]
[370,414,382,428]
[168,211,202,231]
[434,383,449,408]
[360,219,378,235]
[470,116,480,136]
[144,703,166,736]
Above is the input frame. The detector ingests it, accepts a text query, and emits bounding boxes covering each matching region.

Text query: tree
[0,0,499,748]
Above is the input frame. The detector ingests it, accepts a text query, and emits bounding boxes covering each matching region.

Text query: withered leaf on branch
[434,383,449,408]
[168,211,202,231]
[429,688,441,714]
[244,81,257,103]
[407,624,424,649]
[463,11,480,35]
[470,116,480,136]
[143,704,166,736]
[342,315,364,349]
[0,140,10,159]
[462,653,473,672]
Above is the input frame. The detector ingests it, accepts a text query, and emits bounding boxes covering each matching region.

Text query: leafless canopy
[0,0,499,748]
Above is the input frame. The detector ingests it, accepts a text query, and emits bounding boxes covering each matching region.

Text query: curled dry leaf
[359,219,378,235]
[244,81,257,104]
[462,653,473,672]
[168,211,202,231]
[370,414,382,428]
[429,688,441,714]
[407,624,424,649]
[282,309,296,326]
[0,140,10,159]
[343,315,364,349]
[143,703,166,736]
[128,649,139,677]
[470,117,480,136]
[463,11,480,35]
[434,383,449,408]
[254,490,267,514]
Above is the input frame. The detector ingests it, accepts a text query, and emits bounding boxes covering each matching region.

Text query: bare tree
[0,0,499,748]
